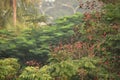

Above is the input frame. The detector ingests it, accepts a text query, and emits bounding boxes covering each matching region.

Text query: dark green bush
[0,13,84,65]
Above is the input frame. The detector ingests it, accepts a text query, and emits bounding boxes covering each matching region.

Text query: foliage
[99,0,120,4]
[18,66,52,80]
[55,13,83,26]
[0,13,84,64]
[49,41,97,62]
[0,0,12,28]
[0,0,43,29]
[74,11,120,79]
[0,58,20,80]
[103,24,120,79]
[49,57,101,80]
[102,3,120,23]
[0,0,120,80]
[18,56,110,80]
[17,0,46,27]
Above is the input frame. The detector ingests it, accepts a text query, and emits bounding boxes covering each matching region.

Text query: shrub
[18,66,52,80]
[0,58,20,80]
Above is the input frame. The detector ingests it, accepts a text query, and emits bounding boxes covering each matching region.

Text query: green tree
[0,0,42,28]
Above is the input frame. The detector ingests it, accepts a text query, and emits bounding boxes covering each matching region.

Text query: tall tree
[0,0,42,28]
[13,0,17,26]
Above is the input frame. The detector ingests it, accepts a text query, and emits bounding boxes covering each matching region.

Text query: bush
[0,58,20,80]
[0,13,84,65]
[18,66,52,80]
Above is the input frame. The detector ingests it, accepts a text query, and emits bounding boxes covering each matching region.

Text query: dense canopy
[0,0,120,80]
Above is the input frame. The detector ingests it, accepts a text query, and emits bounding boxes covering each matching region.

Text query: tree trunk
[13,0,16,26]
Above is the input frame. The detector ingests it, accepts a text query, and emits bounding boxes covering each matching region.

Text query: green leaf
[84,62,96,69]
